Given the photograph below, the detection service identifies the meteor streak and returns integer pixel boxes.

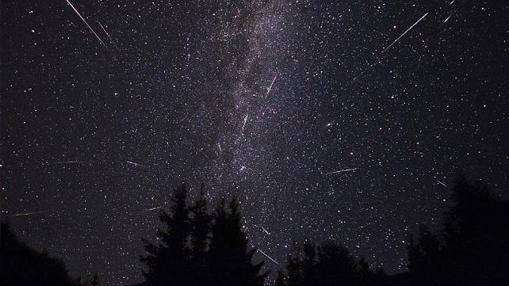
[265,73,278,98]
[127,161,146,168]
[383,12,429,52]
[66,0,106,46]
[326,168,357,175]
[11,211,46,218]
[241,114,249,133]
[96,20,118,48]
[443,14,452,24]
[56,160,87,164]
[437,180,448,188]
[144,206,163,212]
[260,225,271,235]
[257,249,280,265]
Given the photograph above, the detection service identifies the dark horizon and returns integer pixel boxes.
[2,176,509,286]
[2,0,508,285]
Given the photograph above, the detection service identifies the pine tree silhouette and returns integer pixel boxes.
[278,240,385,286]
[316,241,357,286]
[407,224,442,285]
[407,176,509,286]
[140,184,191,286]
[0,220,78,286]
[208,199,267,286]
[188,185,212,285]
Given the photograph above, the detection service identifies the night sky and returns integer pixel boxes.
[1,0,508,285]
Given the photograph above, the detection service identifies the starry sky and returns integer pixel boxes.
[1,0,508,285]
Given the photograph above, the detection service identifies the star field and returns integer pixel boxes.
[2,1,508,285]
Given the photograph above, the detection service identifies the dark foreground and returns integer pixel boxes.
[1,177,508,286]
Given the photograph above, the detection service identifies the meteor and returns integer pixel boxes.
[326,168,357,175]
[97,20,119,49]
[383,12,429,52]
[265,73,278,98]
[257,249,280,265]
[127,161,146,168]
[437,180,448,188]
[55,160,87,164]
[241,114,249,133]
[11,211,46,218]
[260,225,271,235]
[442,14,452,24]
[66,0,106,46]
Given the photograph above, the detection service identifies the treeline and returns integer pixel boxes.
[139,186,266,286]
[1,177,508,286]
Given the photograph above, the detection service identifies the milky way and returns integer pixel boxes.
[2,1,508,285]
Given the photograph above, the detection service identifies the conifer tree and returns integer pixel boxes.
[140,184,191,286]
[189,185,212,284]
[407,176,509,285]
[208,199,267,286]
[0,220,77,286]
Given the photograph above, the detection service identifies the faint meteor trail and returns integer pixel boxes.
[217,142,223,153]
[437,180,448,188]
[144,206,163,212]
[326,168,357,175]
[11,211,46,218]
[241,114,249,134]
[66,0,106,46]
[96,20,118,48]
[127,161,146,168]
[260,225,271,235]
[383,12,429,52]
[56,160,88,165]
[265,73,278,98]
[257,249,280,265]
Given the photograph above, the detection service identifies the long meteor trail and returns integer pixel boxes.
[55,160,88,164]
[66,0,106,46]
[326,168,357,175]
[383,12,429,52]
[257,249,280,265]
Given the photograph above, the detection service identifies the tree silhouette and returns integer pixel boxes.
[0,220,78,286]
[277,240,385,286]
[140,186,267,286]
[208,199,268,286]
[140,184,192,286]
[407,224,443,284]
[188,186,212,285]
[407,176,509,286]
[6,177,508,286]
